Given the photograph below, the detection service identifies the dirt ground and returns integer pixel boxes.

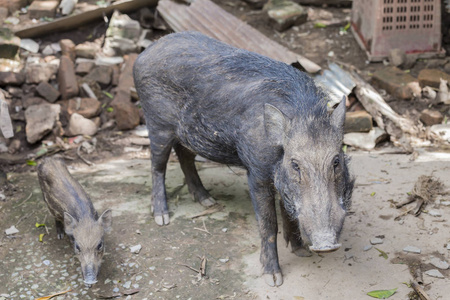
[1,148,450,300]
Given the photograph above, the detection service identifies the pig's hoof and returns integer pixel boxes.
[293,247,312,257]
[57,233,64,240]
[200,197,216,207]
[263,272,283,287]
[155,214,170,226]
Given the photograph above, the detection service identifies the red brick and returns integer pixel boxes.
[344,111,373,133]
[28,0,59,19]
[372,66,418,100]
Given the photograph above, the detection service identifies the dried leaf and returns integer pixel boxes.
[367,288,397,299]
[35,223,45,228]
[35,289,71,300]
[375,248,388,259]
[39,233,45,242]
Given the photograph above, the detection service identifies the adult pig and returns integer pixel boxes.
[37,157,112,287]
[134,32,354,286]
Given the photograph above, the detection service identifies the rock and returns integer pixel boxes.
[84,66,112,88]
[117,53,137,93]
[0,29,20,59]
[22,96,46,109]
[123,281,132,289]
[403,245,421,254]
[67,98,101,118]
[36,82,60,103]
[133,124,148,137]
[264,0,307,32]
[427,209,442,217]
[420,109,443,126]
[422,86,437,100]
[388,48,406,67]
[103,11,141,56]
[58,0,77,15]
[363,245,372,251]
[19,39,39,53]
[25,103,60,144]
[75,42,100,59]
[418,69,450,89]
[242,0,266,9]
[60,39,76,61]
[344,111,372,133]
[26,60,59,84]
[430,124,450,142]
[130,244,142,254]
[7,139,20,154]
[5,225,19,235]
[67,113,97,136]
[75,61,94,76]
[343,127,388,150]
[58,56,79,99]
[111,91,140,130]
[95,56,124,66]
[370,238,383,245]
[424,269,444,278]
[372,66,418,100]
[430,257,449,270]
[28,0,59,19]
[0,71,24,86]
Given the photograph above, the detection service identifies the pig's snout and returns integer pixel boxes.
[308,231,341,253]
[82,266,98,287]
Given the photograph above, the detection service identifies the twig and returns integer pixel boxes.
[16,192,33,207]
[177,263,200,274]
[194,219,211,235]
[394,207,415,221]
[191,204,223,219]
[77,145,94,166]
[395,196,416,208]
[199,255,207,277]
[410,281,432,300]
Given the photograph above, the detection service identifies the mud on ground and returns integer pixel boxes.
[1,150,450,299]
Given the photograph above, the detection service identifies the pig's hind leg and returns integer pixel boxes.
[174,143,216,207]
[149,131,174,226]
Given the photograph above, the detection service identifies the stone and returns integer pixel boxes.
[0,71,24,86]
[95,56,124,66]
[67,113,98,136]
[84,66,112,88]
[111,91,140,130]
[372,66,418,100]
[428,209,442,217]
[103,10,141,56]
[370,238,383,245]
[7,139,20,154]
[36,82,60,103]
[75,61,95,76]
[117,53,137,93]
[430,257,449,270]
[25,103,60,144]
[420,109,443,126]
[130,244,142,254]
[103,37,139,57]
[418,69,450,89]
[422,86,437,100]
[133,124,148,137]
[22,96,46,109]
[388,48,406,67]
[67,98,101,118]
[75,42,100,59]
[60,39,76,61]
[343,127,388,150]
[58,56,79,99]
[28,0,59,19]
[344,111,372,133]
[59,0,77,15]
[264,0,307,32]
[430,124,450,142]
[403,246,421,254]
[123,281,132,289]
[5,225,19,235]
[111,65,120,86]
[0,29,20,59]
[26,62,58,84]
[363,245,372,251]
[20,39,39,53]
[424,269,444,278]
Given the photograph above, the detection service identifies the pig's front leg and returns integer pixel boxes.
[247,172,282,287]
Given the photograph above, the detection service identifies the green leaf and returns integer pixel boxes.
[35,147,48,157]
[314,22,327,28]
[106,107,114,113]
[344,22,351,31]
[16,125,22,133]
[39,233,45,242]
[27,160,37,166]
[103,91,114,99]
[35,223,45,228]
[370,192,376,196]
[342,145,348,153]
[367,288,397,299]
[375,248,388,259]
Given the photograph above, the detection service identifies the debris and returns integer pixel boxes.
[403,246,421,254]
[24,103,60,144]
[5,225,19,235]
[76,144,94,166]
[81,83,97,100]
[19,39,39,53]
[132,124,148,137]
[410,281,433,300]
[35,289,71,300]
[58,56,78,99]
[418,69,450,89]
[75,41,100,59]
[429,257,449,270]
[436,78,450,104]
[430,124,450,142]
[190,204,223,219]
[402,175,444,216]
[343,127,388,150]
[28,0,59,19]
[263,0,308,32]
[67,113,98,136]
[84,66,113,88]
[344,111,373,133]
[372,66,418,100]
[59,0,78,16]
[424,269,444,279]
[422,86,437,101]
[367,288,397,299]
[36,82,60,103]
[370,238,383,245]
[130,244,142,254]
[103,10,142,56]
[68,98,101,118]
[420,109,443,126]
[157,0,321,73]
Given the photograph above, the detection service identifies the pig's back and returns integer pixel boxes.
[37,158,97,222]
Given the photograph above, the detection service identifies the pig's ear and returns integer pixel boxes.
[331,96,346,129]
[98,209,112,233]
[64,212,77,236]
[264,103,287,146]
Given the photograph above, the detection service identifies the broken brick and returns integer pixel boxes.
[372,66,418,100]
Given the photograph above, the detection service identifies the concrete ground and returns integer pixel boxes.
[1,149,450,299]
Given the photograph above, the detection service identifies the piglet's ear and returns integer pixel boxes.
[264,103,287,146]
[330,96,347,129]
[98,209,112,233]
[64,212,77,236]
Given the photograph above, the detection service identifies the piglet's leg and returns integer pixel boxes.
[55,219,65,239]
[247,172,282,287]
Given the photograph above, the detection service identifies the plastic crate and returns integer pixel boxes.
[351,0,443,61]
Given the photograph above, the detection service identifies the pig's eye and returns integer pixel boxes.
[97,241,103,251]
[291,160,300,173]
[333,156,340,168]
[75,243,81,252]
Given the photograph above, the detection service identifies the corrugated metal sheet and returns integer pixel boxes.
[157,0,321,73]
[314,63,356,105]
